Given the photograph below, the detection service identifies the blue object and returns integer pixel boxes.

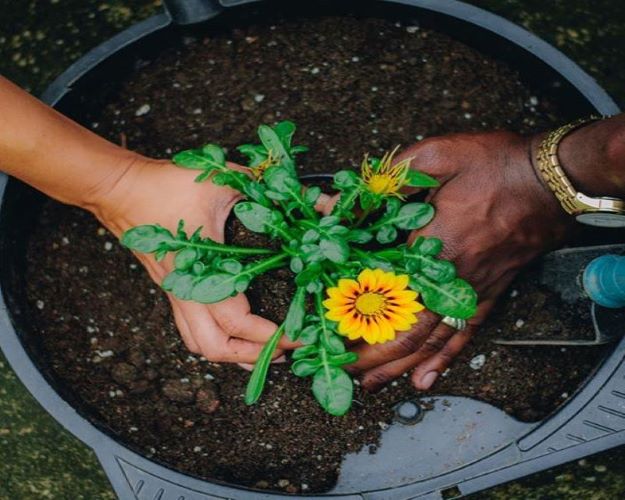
[583,254,625,308]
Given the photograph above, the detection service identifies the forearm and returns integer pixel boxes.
[0,76,145,212]
[531,113,625,198]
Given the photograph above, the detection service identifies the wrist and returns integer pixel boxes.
[554,118,625,197]
[84,155,168,236]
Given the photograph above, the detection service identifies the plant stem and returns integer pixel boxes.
[354,207,372,228]
[372,248,403,260]
[247,252,290,276]
[176,240,276,255]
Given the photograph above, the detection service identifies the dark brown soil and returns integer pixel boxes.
[18,13,610,494]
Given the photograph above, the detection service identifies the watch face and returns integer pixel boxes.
[576,212,625,228]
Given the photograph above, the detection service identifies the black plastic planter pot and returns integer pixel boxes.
[1,0,624,498]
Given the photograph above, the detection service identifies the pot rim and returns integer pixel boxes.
[2,1,623,498]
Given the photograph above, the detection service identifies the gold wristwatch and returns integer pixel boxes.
[535,116,625,228]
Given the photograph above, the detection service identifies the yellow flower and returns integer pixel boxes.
[251,149,277,179]
[361,146,412,198]
[323,269,424,345]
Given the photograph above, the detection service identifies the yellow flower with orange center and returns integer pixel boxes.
[323,269,424,345]
[361,146,412,198]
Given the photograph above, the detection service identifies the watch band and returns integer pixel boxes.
[535,116,601,215]
[535,116,625,217]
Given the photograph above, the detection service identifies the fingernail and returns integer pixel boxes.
[420,371,439,389]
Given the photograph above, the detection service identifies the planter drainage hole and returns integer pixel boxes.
[393,399,424,425]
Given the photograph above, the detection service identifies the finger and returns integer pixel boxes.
[315,192,339,215]
[348,311,440,373]
[168,297,201,354]
[208,294,299,349]
[238,354,287,371]
[359,323,457,391]
[175,299,283,363]
[411,325,477,390]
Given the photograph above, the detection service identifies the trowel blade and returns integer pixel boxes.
[539,243,625,303]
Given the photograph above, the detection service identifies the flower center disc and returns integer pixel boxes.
[355,292,387,315]
[368,174,395,194]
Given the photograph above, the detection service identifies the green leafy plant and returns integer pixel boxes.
[121,121,477,416]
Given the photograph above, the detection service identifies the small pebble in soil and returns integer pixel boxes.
[515,319,525,328]
[196,387,220,414]
[278,479,290,488]
[36,300,44,310]
[104,241,113,251]
[111,362,138,386]
[162,379,196,404]
[254,94,265,103]
[469,354,486,370]
[595,464,607,473]
[97,227,106,236]
[134,104,151,116]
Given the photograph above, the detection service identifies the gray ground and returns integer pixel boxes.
[0,1,624,498]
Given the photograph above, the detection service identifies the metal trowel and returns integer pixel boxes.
[494,243,625,346]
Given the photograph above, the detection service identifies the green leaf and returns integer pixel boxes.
[243,181,270,205]
[174,248,198,271]
[295,263,322,286]
[162,270,182,291]
[299,324,320,345]
[357,253,394,272]
[420,258,456,283]
[292,358,322,377]
[320,238,350,264]
[201,144,226,165]
[237,144,268,167]
[312,365,353,416]
[411,276,477,319]
[412,236,442,256]
[300,244,324,264]
[319,215,340,228]
[191,273,237,303]
[333,170,360,189]
[393,203,435,230]
[406,170,440,188]
[121,225,175,253]
[292,344,319,360]
[258,125,293,170]
[234,275,251,293]
[302,229,320,244]
[304,186,322,205]
[347,229,373,244]
[328,225,350,237]
[218,259,243,275]
[245,325,284,405]
[172,273,195,300]
[273,120,296,148]
[376,225,398,244]
[328,352,358,367]
[173,144,226,170]
[306,280,324,294]
[290,256,304,273]
[233,202,274,233]
[263,166,302,198]
[285,287,307,341]
[320,332,346,354]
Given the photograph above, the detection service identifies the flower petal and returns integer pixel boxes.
[358,268,377,291]
[338,278,360,298]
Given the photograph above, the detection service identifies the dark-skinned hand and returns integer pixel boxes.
[333,131,575,391]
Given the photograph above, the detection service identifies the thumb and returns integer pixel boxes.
[315,192,340,216]
[394,136,461,180]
